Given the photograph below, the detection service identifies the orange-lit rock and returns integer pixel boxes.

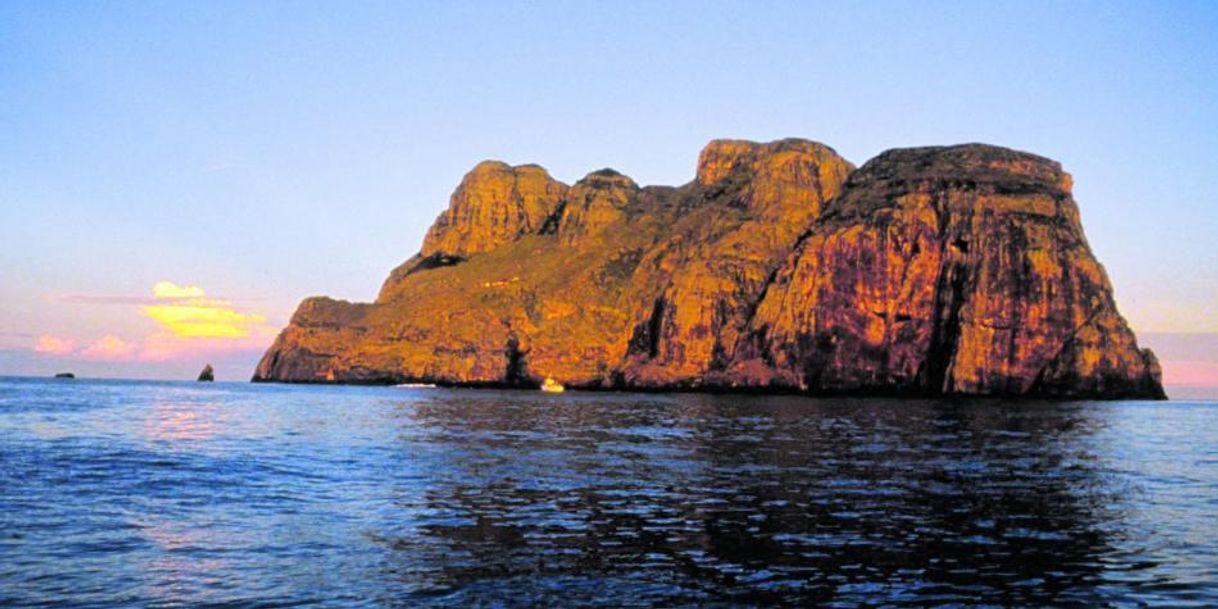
[421,161,567,257]
[622,139,854,386]
[557,169,638,247]
[253,140,1164,399]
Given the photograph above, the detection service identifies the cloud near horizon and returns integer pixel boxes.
[34,282,279,363]
[34,335,76,356]
[80,335,138,360]
[142,282,271,339]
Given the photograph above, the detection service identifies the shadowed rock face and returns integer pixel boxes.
[253,139,1164,399]
[729,145,1163,398]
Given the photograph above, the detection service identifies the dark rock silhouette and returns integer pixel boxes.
[53,372,75,379]
[197,364,215,382]
[253,139,1163,399]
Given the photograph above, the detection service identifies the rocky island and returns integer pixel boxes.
[253,139,1164,399]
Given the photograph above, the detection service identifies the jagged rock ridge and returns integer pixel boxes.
[253,139,1164,399]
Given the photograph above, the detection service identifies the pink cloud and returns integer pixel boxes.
[36,282,284,367]
[34,335,77,356]
[80,335,139,361]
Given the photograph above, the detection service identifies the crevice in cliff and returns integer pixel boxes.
[627,297,667,359]
[504,334,530,387]
[537,200,567,235]
[646,298,665,358]
[731,264,788,365]
[925,263,968,394]
[925,199,971,394]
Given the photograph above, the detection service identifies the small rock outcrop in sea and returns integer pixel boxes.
[252,138,1164,399]
[54,372,75,379]
[197,364,215,382]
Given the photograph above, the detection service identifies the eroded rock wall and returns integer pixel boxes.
[253,139,1163,399]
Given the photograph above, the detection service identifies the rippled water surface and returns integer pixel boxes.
[2,377,1217,607]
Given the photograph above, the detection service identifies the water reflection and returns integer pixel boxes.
[144,400,222,443]
[139,520,233,604]
[357,394,1160,605]
[1,380,1214,607]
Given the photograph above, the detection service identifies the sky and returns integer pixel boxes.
[1,1,1216,392]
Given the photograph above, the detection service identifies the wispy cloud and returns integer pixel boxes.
[59,282,230,306]
[58,294,158,305]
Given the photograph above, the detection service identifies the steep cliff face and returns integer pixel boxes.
[420,161,567,258]
[253,139,1163,399]
[730,145,1164,398]
[621,139,854,386]
[557,170,638,247]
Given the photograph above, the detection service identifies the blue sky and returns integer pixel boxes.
[1,1,1216,386]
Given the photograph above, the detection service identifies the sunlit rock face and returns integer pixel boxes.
[253,139,1164,399]
[557,170,638,248]
[621,139,855,386]
[420,161,567,258]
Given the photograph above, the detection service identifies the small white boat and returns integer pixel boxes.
[394,383,437,389]
[540,378,565,393]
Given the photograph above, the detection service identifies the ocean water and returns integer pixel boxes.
[1,377,1216,607]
